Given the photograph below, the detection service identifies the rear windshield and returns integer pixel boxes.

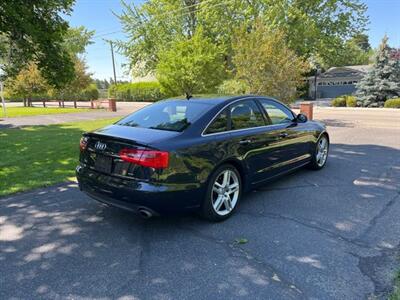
[116,100,211,132]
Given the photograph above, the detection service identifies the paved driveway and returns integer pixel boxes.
[1,110,399,299]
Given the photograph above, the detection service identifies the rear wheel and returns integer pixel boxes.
[201,164,242,222]
[308,134,329,170]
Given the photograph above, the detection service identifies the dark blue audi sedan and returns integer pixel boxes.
[76,95,329,221]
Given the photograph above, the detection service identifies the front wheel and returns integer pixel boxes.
[308,134,329,170]
[201,164,242,222]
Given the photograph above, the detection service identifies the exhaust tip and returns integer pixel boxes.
[138,208,153,219]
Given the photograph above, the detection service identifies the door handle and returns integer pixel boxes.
[279,133,288,138]
[239,139,252,145]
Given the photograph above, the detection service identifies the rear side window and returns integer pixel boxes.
[205,110,228,134]
[117,100,211,132]
[230,100,265,130]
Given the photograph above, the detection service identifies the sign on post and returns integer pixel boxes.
[0,81,7,118]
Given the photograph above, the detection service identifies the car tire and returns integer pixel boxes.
[308,134,329,170]
[200,164,242,222]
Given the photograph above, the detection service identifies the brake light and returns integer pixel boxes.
[80,137,89,152]
[119,148,169,169]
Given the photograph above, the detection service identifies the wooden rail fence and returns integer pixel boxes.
[27,98,117,112]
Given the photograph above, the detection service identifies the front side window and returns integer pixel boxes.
[230,100,265,130]
[117,100,210,132]
[205,110,228,134]
[259,99,294,125]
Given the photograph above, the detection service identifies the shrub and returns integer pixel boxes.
[108,82,165,102]
[384,98,400,108]
[81,84,99,100]
[50,84,99,101]
[331,97,346,107]
[4,91,51,102]
[217,79,248,95]
[345,95,357,107]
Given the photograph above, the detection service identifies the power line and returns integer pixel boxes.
[91,31,123,40]
[66,0,236,80]
[141,0,220,19]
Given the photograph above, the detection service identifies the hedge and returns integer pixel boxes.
[384,98,400,108]
[108,82,165,102]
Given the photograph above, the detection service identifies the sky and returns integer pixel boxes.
[66,0,400,81]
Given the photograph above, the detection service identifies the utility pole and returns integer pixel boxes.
[109,41,117,85]
[314,72,317,100]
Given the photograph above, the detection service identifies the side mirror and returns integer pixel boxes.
[296,113,308,123]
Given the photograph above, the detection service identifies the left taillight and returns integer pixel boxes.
[80,136,89,152]
[119,148,169,169]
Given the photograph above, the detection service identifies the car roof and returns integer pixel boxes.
[164,95,254,105]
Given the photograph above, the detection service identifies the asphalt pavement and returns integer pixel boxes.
[1,109,399,299]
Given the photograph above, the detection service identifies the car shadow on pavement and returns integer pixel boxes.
[0,143,399,299]
[317,119,355,128]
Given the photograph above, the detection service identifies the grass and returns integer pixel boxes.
[1,106,92,118]
[390,270,400,300]
[0,117,119,197]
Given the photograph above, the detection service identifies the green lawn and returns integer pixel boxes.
[0,117,119,197]
[1,106,92,118]
[391,271,400,300]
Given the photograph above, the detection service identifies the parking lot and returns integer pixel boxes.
[1,108,399,299]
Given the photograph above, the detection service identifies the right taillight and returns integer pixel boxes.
[119,148,169,169]
[80,136,89,152]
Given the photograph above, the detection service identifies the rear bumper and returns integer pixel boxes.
[76,165,204,215]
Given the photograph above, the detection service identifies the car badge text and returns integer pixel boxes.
[94,141,107,151]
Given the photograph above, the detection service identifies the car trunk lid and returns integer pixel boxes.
[80,125,178,180]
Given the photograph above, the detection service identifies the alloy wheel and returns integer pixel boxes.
[316,136,328,167]
[211,169,240,216]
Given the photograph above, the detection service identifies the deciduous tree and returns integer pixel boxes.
[351,33,372,52]
[52,57,93,100]
[0,0,76,87]
[323,40,370,67]
[4,26,95,102]
[156,29,225,97]
[232,22,309,103]
[63,26,94,56]
[118,0,368,75]
[6,63,49,106]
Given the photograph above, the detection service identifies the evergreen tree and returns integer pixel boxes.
[356,36,400,107]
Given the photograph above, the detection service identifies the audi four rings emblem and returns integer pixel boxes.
[94,141,107,151]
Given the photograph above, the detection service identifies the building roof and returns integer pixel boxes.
[326,65,372,74]
[308,65,372,80]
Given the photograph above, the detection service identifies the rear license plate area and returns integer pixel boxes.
[94,155,112,173]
